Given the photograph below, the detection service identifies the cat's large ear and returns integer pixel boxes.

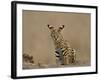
[58,25,65,32]
[47,24,54,29]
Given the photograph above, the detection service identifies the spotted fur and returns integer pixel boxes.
[48,25,76,65]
